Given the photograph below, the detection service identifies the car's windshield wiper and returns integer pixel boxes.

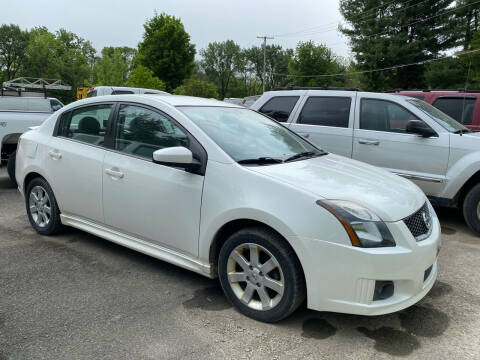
[284,151,326,163]
[237,157,284,165]
[453,129,472,134]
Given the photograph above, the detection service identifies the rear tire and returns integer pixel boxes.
[462,183,480,236]
[25,177,63,235]
[7,151,16,186]
[218,226,306,323]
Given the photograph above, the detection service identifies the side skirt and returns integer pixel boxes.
[60,213,213,278]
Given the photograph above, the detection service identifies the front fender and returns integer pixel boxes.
[441,151,480,199]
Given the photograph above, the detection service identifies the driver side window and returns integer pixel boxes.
[114,104,188,159]
[360,99,420,133]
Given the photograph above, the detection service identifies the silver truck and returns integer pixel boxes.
[251,87,480,235]
[0,96,63,183]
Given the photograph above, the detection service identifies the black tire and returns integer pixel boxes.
[463,184,480,236]
[25,177,63,235]
[218,226,306,323]
[7,151,16,185]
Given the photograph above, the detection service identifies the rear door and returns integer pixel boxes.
[44,103,114,222]
[352,96,449,195]
[289,92,356,157]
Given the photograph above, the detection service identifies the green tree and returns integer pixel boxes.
[200,40,241,99]
[126,65,166,90]
[244,45,294,90]
[455,0,480,50]
[24,27,60,79]
[340,0,457,91]
[0,24,29,83]
[424,57,471,89]
[93,46,136,86]
[173,76,218,98]
[288,41,345,87]
[137,13,195,91]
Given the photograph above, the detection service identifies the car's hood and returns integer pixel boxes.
[248,154,425,222]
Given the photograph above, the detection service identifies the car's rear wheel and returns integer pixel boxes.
[7,151,16,185]
[463,183,480,236]
[25,177,62,235]
[218,227,305,322]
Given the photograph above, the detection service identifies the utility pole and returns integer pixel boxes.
[257,35,274,93]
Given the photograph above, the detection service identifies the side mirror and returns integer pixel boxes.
[152,146,201,173]
[406,120,437,138]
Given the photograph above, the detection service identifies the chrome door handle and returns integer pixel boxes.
[358,140,380,146]
[48,150,62,160]
[105,168,124,179]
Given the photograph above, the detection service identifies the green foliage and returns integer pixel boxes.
[126,65,166,90]
[0,24,29,83]
[288,41,346,87]
[173,76,218,98]
[200,40,241,99]
[137,13,195,91]
[93,47,136,86]
[340,0,458,91]
[424,58,470,89]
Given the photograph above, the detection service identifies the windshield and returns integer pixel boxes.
[179,106,321,163]
[407,98,468,133]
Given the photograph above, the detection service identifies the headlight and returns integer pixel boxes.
[316,200,395,248]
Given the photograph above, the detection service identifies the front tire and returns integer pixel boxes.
[218,227,305,323]
[7,151,16,185]
[463,183,480,236]
[25,177,63,235]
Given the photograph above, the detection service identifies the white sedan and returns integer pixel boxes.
[15,94,441,322]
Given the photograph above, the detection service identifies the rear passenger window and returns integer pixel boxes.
[360,99,419,133]
[114,105,188,159]
[259,96,299,122]
[433,97,476,125]
[57,104,113,146]
[298,97,351,127]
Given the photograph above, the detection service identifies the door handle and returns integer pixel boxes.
[48,150,62,160]
[105,168,124,179]
[300,133,310,138]
[358,140,380,146]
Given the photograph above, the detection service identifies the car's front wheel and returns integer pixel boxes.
[218,227,305,322]
[463,183,480,236]
[25,177,63,235]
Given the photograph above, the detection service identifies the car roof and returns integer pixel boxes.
[138,94,242,107]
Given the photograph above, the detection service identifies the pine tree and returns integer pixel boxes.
[340,0,457,91]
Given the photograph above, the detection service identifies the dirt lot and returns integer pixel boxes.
[0,168,479,359]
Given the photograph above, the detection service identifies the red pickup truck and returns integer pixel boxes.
[388,90,480,130]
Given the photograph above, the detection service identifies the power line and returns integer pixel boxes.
[310,0,480,49]
[271,48,480,78]
[274,0,420,38]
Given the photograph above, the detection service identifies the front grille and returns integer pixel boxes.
[403,202,431,241]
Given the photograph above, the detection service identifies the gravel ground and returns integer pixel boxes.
[0,167,479,359]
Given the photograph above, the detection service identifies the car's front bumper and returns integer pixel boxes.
[289,209,441,316]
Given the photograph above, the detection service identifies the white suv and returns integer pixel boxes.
[252,88,480,235]
[16,94,440,322]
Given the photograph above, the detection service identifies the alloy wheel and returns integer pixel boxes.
[28,185,52,228]
[227,243,284,311]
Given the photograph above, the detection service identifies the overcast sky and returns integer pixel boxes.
[1,0,351,58]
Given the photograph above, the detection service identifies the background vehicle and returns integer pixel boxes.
[241,95,261,108]
[251,87,480,235]
[15,94,439,322]
[388,89,480,130]
[86,86,169,98]
[223,97,244,106]
[0,95,63,183]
